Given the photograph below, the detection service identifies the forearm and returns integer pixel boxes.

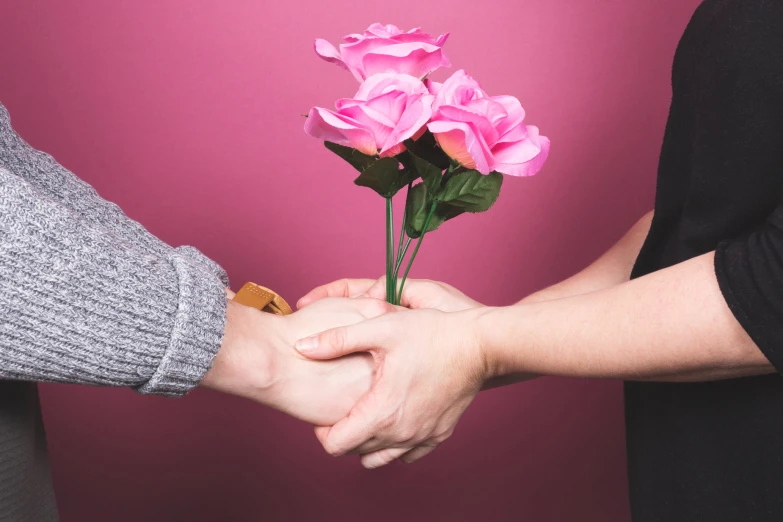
[521,210,653,304]
[478,251,774,383]
[481,210,653,388]
[0,169,226,395]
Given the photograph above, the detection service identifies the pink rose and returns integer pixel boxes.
[315,23,450,82]
[305,73,435,157]
[427,70,550,177]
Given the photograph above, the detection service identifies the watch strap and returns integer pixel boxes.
[232,282,293,316]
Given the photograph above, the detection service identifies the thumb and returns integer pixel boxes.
[294,319,386,360]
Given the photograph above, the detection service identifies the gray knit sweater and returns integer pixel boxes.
[0,102,229,521]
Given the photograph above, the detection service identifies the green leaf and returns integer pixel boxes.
[436,170,503,213]
[353,157,417,198]
[403,184,466,238]
[435,202,466,223]
[325,141,377,173]
[404,183,442,238]
[404,131,451,170]
[400,151,442,195]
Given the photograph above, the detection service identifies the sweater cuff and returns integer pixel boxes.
[174,245,230,288]
[136,254,227,396]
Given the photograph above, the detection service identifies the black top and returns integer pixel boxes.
[627,0,783,520]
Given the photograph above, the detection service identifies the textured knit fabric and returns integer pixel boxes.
[627,1,783,521]
[0,102,229,520]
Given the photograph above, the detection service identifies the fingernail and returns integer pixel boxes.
[295,336,319,354]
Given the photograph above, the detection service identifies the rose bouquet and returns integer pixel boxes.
[305,23,550,304]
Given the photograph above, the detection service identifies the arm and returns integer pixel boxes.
[0,168,225,395]
[294,238,780,466]
[0,167,377,425]
[479,251,772,383]
[298,211,654,389]
[0,103,228,285]
[520,210,652,303]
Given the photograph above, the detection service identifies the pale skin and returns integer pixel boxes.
[296,210,775,468]
[200,293,388,426]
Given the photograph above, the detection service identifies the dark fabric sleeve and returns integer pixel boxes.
[716,206,783,374]
[697,4,783,373]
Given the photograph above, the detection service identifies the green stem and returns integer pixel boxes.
[396,184,411,266]
[392,183,412,297]
[395,236,413,274]
[397,200,438,304]
[386,197,394,303]
[393,236,413,304]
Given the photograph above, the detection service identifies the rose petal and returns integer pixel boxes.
[492,126,550,177]
[314,39,347,70]
[425,79,443,97]
[493,119,529,146]
[362,42,450,79]
[429,120,493,174]
[438,105,500,146]
[492,95,526,140]
[304,107,377,156]
[380,142,407,158]
[365,23,402,38]
[464,98,508,127]
[381,94,434,155]
[433,69,485,111]
[340,37,396,81]
[354,73,428,101]
[365,90,409,123]
[340,106,395,150]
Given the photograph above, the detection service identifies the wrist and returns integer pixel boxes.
[459,306,502,384]
[471,304,543,389]
[201,300,283,404]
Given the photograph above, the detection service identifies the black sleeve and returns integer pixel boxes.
[716,205,783,374]
[708,2,783,373]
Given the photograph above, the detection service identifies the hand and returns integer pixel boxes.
[201,296,397,426]
[298,276,482,312]
[294,303,489,468]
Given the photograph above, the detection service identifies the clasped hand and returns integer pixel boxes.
[202,278,493,469]
[294,278,489,469]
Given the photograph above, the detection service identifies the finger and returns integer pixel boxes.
[348,297,400,320]
[297,279,377,309]
[314,425,330,444]
[363,277,388,300]
[389,278,427,309]
[400,445,437,464]
[360,447,410,469]
[314,398,378,456]
[347,432,403,455]
[294,315,389,360]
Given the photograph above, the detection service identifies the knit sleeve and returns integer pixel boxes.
[0,103,230,287]
[0,167,227,396]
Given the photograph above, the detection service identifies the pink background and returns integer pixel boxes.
[0,1,701,520]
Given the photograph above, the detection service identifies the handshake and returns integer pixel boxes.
[200,277,488,469]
